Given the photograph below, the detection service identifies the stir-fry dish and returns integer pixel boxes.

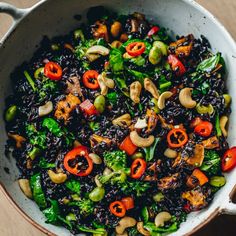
[4,7,236,236]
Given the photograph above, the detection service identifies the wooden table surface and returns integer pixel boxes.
[0,0,236,235]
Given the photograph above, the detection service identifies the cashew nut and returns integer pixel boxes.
[89,153,102,164]
[220,116,228,137]
[157,91,173,110]
[134,118,148,129]
[154,212,172,227]
[144,78,159,99]
[137,222,150,236]
[98,74,108,95]
[112,114,132,127]
[95,175,103,187]
[116,217,137,235]
[130,130,154,148]
[116,232,128,236]
[86,45,110,56]
[103,167,112,176]
[111,40,122,48]
[164,148,178,158]
[179,88,196,109]
[18,179,32,199]
[130,81,142,104]
[38,101,53,117]
[98,73,115,95]
[48,170,67,184]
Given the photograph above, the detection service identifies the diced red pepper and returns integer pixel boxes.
[80,99,98,116]
[168,54,186,76]
[147,26,160,37]
[119,135,137,156]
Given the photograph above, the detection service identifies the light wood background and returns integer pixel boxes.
[0,0,236,235]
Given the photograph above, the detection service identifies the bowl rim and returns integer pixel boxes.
[0,0,235,235]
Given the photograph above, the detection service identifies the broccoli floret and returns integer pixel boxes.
[103,150,127,172]
[119,180,151,197]
[77,199,94,216]
[200,150,221,176]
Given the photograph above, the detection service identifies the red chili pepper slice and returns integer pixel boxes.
[121,197,134,210]
[222,147,236,172]
[82,70,99,89]
[131,158,147,179]
[147,26,160,37]
[167,54,186,76]
[63,146,93,176]
[194,121,213,137]
[126,42,146,57]
[167,128,188,148]
[109,201,126,217]
[80,99,98,116]
[44,62,63,80]
[119,135,137,156]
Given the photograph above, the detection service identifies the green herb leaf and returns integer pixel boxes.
[38,158,56,169]
[42,118,63,137]
[197,53,221,73]
[89,121,100,132]
[106,92,118,105]
[143,138,160,162]
[109,48,124,72]
[43,199,60,224]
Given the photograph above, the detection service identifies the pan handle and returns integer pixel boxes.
[0,2,29,21]
[220,185,236,215]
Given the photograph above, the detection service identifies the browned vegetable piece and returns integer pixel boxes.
[182,187,208,210]
[92,20,109,42]
[158,115,174,130]
[172,153,187,168]
[120,33,129,42]
[169,34,194,57]
[8,133,26,148]
[54,93,81,123]
[144,162,158,181]
[111,21,122,38]
[187,144,205,167]
[146,109,158,134]
[157,173,180,190]
[90,134,112,148]
[66,76,83,98]
[202,136,220,149]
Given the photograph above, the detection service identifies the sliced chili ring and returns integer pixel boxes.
[63,146,93,176]
[167,128,188,148]
[82,70,99,89]
[44,62,63,80]
[222,147,236,172]
[126,42,146,57]
[194,121,213,137]
[109,201,126,217]
[131,158,147,179]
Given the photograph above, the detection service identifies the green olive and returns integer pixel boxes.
[150,98,160,114]
[210,176,226,187]
[149,46,162,65]
[196,103,214,115]
[153,192,164,202]
[89,187,105,202]
[34,67,45,80]
[51,44,60,51]
[5,105,17,122]
[131,152,143,160]
[94,95,106,113]
[153,41,168,56]
[223,94,231,108]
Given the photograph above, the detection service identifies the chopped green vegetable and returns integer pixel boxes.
[65,179,81,195]
[77,226,107,234]
[24,70,36,92]
[30,173,47,209]
[28,147,41,160]
[89,121,100,131]
[141,206,149,223]
[114,75,129,97]
[99,171,127,185]
[74,29,85,42]
[43,199,60,224]
[215,113,222,137]
[144,222,178,235]
[129,56,146,66]
[38,158,56,169]
[5,105,17,122]
[106,92,118,105]
[42,118,63,137]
